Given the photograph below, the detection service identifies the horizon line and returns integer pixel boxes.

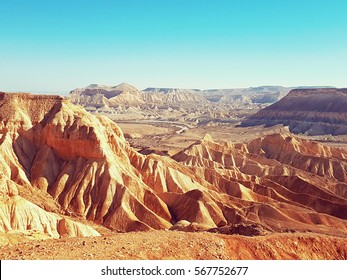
[1,84,341,95]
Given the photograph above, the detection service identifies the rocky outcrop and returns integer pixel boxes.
[208,223,270,236]
[240,88,347,135]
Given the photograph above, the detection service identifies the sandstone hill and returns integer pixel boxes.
[172,132,347,236]
[241,88,347,135]
[1,91,347,248]
[69,83,144,108]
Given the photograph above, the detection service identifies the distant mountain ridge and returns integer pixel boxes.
[69,84,346,129]
[69,83,293,107]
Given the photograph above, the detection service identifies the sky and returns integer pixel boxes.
[0,0,346,93]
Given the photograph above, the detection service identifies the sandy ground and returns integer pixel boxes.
[117,123,172,136]
[117,122,347,155]
[1,230,346,260]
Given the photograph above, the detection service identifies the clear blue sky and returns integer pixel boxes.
[1,0,346,93]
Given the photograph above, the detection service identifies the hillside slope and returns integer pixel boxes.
[241,88,347,135]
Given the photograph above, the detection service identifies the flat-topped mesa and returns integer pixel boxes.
[269,88,347,112]
[241,88,347,135]
[0,91,62,99]
[0,92,64,103]
[287,88,347,97]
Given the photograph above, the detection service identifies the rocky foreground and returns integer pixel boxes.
[1,231,346,260]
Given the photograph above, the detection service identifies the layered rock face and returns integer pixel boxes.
[69,83,211,108]
[241,88,347,135]
[1,92,347,241]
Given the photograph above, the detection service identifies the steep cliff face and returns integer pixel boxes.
[240,88,347,135]
[1,92,347,240]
